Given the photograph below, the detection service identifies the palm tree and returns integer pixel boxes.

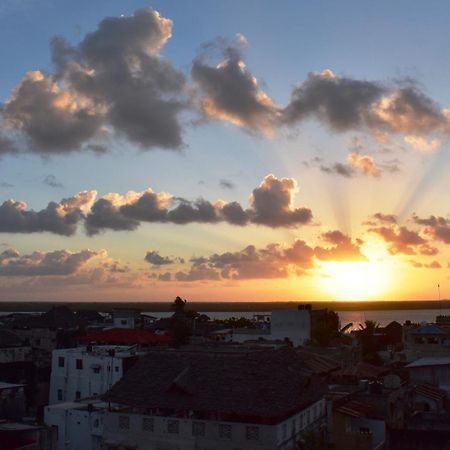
[357,320,381,364]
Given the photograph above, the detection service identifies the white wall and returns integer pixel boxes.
[44,402,104,450]
[271,310,311,347]
[49,347,126,405]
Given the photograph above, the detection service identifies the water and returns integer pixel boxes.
[2,308,449,328]
[144,309,450,328]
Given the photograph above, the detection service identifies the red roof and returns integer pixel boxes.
[78,328,173,345]
[0,434,36,450]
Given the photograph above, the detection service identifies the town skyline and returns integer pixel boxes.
[1,0,450,302]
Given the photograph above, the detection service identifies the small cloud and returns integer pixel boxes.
[43,174,64,188]
[404,135,442,153]
[0,181,14,188]
[219,179,235,189]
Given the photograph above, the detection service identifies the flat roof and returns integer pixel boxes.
[406,356,450,368]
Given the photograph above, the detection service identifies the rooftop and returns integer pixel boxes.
[78,328,173,345]
[406,356,450,368]
[103,347,326,423]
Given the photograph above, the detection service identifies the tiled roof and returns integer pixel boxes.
[335,362,389,379]
[414,383,448,401]
[406,357,450,368]
[102,347,327,422]
[336,399,372,418]
[78,328,174,345]
[295,348,341,375]
[0,329,25,348]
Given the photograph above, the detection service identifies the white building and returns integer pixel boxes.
[44,399,107,450]
[112,309,141,329]
[49,345,141,405]
[271,308,311,346]
[101,348,327,450]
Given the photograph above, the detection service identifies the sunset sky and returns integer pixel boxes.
[1,0,450,302]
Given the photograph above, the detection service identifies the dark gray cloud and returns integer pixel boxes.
[0,248,102,276]
[320,162,355,178]
[2,8,186,154]
[412,214,450,244]
[368,225,427,255]
[248,174,312,227]
[192,43,278,134]
[43,174,63,188]
[282,70,449,137]
[0,181,14,188]
[145,250,183,266]
[363,212,398,226]
[0,191,95,236]
[84,174,312,234]
[219,179,235,189]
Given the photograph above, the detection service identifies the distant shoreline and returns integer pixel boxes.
[1,300,450,313]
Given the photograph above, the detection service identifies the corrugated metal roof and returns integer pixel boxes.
[336,400,372,418]
[78,328,173,345]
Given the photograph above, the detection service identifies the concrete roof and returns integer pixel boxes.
[406,356,450,368]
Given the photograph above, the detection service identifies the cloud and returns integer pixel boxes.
[320,162,355,178]
[43,174,63,188]
[84,174,312,234]
[192,42,279,135]
[347,152,380,177]
[363,212,398,226]
[412,214,450,244]
[0,191,96,236]
[248,174,312,227]
[0,248,103,276]
[219,179,235,189]
[0,181,14,188]
[145,250,183,266]
[409,259,442,269]
[314,230,367,261]
[2,8,186,154]
[160,231,365,282]
[282,70,449,138]
[368,225,427,255]
[319,153,397,179]
[175,240,315,281]
[404,135,442,153]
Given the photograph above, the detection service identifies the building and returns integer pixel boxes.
[271,307,311,346]
[100,347,327,450]
[77,328,174,347]
[332,399,385,450]
[112,309,141,329]
[406,356,450,390]
[0,382,26,420]
[0,421,54,450]
[0,329,33,383]
[48,345,141,405]
[403,323,450,362]
[44,399,108,450]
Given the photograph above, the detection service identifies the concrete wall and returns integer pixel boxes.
[0,346,32,363]
[410,365,450,387]
[49,348,125,405]
[271,310,311,347]
[45,403,104,450]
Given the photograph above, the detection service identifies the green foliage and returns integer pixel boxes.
[311,309,340,346]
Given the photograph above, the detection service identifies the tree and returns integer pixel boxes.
[171,296,187,314]
[357,320,382,364]
[169,296,197,345]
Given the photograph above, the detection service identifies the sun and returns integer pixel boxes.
[319,260,393,301]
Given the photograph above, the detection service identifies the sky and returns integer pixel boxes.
[1,0,450,302]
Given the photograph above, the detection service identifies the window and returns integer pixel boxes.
[58,356,65,367]
[76,359,83,370]
[57,389,63,401]
[282,423,287,439]
[218,424,232,439]
[167,420,179,434]
[192,421,205,436]
[118,415,130,430]
[93,419,99,428]
[142,418,154,432]
[121,319,127,325]
[115,366,120,372]
[92,366,101,374]
[246,426,259,440]
[75,391,81,400]
[298,414,304,430]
